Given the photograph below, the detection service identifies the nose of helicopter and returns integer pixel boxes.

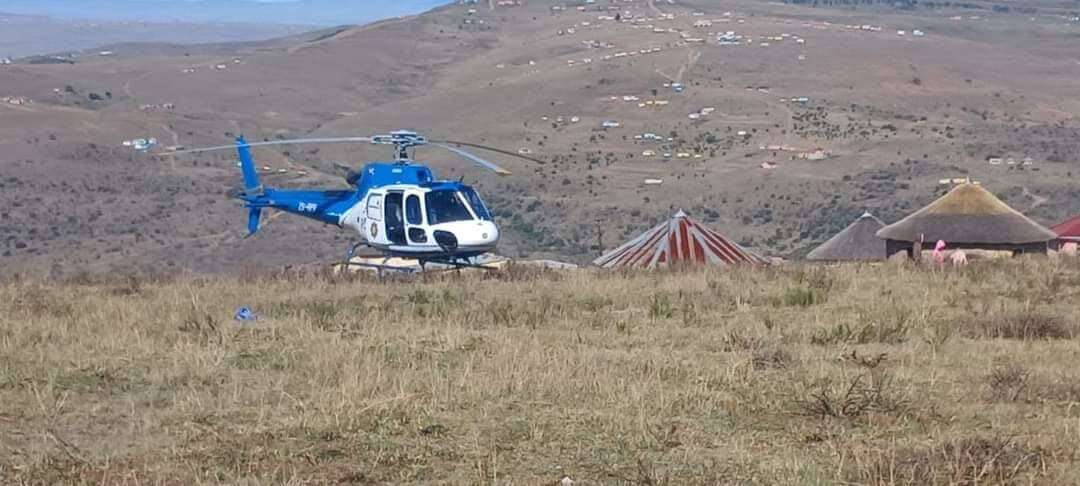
[441,220,499,249]
[462,220,499,248]
[429,220,500,254]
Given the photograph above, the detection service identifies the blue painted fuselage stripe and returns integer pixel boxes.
[244,188,361,226]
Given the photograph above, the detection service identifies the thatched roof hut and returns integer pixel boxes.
[876,183,1055,257]
[806,212,886,261]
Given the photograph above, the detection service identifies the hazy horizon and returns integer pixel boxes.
[0,0,451,26]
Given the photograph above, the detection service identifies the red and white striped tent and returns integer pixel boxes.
[594,210,768,268]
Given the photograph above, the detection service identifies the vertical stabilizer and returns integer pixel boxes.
[236,136,263,195]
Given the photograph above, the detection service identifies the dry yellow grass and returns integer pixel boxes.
[3,260,1080,484]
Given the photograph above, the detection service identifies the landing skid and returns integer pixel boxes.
[340,241,501,275]
[420,257,502,272]
[342,260,420,274]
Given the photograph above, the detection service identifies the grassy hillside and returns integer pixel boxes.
[4,260,1080,483]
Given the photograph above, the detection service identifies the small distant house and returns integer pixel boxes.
[800,148,827,160]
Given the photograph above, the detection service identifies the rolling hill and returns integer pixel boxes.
[1,0,1079,277]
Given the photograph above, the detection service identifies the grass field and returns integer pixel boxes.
[3,259,1080,484]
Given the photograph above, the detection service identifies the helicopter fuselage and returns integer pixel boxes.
[239,162,499,260]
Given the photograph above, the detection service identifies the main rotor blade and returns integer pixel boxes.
[167,137,373,155]
[431,142,512,176]
[432,139,546,165]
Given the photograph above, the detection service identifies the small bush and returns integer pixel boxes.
[721,330,764,351]
[752,347,792,370]
[649,294,675,320]
[780,286,826,307]
[988,365,1029,402]
[965,311,1073,340]
[811,319,909,346]
[795,372,907,420]
[843,436,1046,484]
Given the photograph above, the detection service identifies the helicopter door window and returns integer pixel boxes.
[405,194,428,243]
[405,195,423,225]
[384,192,406,245]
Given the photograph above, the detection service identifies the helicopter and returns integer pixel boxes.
[167,130,543,271]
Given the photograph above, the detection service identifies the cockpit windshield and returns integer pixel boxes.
[425,190,474,224]
[460,186,492,221]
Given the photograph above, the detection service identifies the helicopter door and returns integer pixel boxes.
[384,192,407,245]
[404,192,428,244]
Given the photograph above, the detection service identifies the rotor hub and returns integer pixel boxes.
[371,130,427,162]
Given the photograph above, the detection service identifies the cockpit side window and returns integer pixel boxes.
[425,190,474,225]
[460,186,492,221]
[366,194,383,221]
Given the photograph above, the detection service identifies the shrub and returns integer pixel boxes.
[780,286,825,307]
[964,311,1073,340]
[987,365,1029,402]
[752,347,792,370]
[843,436,1046,484]
[795,372,907,420]
[811,319,909,346]
[649,294,674,320]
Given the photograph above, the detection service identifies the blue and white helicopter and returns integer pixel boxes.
[168,130,542,271]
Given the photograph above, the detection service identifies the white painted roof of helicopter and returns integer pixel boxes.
[369,183,446,192]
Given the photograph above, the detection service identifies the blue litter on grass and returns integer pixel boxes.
[234,307,258,322]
